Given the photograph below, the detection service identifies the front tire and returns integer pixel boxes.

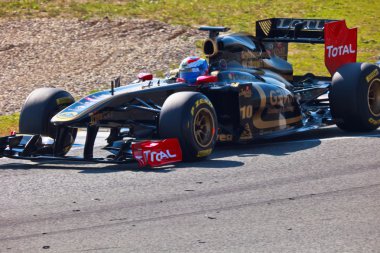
[159,92,218,161]
[19,88,77,155]
[330,63,380,132]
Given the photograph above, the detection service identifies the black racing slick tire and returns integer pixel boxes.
[19,88,77,155]
[159,92,218,162]
[330,62,380,132]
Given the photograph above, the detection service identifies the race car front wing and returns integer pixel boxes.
[0,133,182,168]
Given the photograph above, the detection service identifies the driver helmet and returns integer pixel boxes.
[179,57,208,83]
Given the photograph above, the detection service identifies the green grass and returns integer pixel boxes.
[0,0,379,132]
[0,0,378,75]
[0,113,19,136]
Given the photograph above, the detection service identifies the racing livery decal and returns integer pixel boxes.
[366,69,379,83]
[132,138,182,167]
[275,19,327,30]
[56,97,74,105]
[368,117,380,126]
[324,20,357,75]
[197,148,212,158]
[238,83,302,141]
[251,84,302,130]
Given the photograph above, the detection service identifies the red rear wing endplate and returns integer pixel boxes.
[324,20,357,75]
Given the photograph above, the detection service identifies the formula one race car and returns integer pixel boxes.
[1,18,380,167]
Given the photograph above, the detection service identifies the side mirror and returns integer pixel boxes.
[196,75,218,85]
[137,73,153,81]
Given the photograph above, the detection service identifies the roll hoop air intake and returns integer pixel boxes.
[199,26,230,57]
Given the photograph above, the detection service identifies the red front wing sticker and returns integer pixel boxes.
[132,138,182,167]
[324,20,357,75]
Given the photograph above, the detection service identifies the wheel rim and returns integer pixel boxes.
[368,79,380,116]
[193,108,215,148]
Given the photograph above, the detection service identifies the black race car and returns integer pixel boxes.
[1,18,380,167]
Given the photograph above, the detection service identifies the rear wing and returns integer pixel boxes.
[256,18,337,44]
[256,18,358,75]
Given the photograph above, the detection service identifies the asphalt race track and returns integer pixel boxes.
[1,127,379,252]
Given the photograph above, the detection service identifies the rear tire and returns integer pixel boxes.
[19,88,77,155]
[159,92,218,161]
[330,63,380,132]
